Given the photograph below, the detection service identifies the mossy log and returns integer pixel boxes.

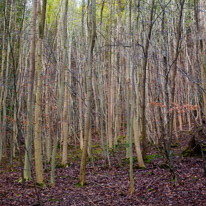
[182,125,206,157]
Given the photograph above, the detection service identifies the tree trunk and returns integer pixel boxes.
[170,0,185,138]
[140,0,155,159]
[79,0,96,186]
[61,0,69,167]
[34,0,47,184]
[24,0,37,180]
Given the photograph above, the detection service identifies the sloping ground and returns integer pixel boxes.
[1,157,206,205]
[0,133,206,205]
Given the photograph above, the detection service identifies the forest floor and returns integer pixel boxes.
[0,128,206,205]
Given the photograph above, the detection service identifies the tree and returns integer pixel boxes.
[61,0,69,167]
[34,0,47,184]
[161,0,175,177]
[140,0,156,159]
[170,0,185,140]
[195,0,206,120]
[133,0,145,168]
[0,0,13,163]
[79,0,96,186]
[24,0,38,181]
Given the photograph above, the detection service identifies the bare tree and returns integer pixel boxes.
[79,0,96,186]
